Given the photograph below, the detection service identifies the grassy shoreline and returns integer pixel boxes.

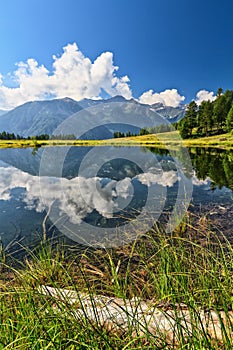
[1,213,233,348]
[0,131,233,149]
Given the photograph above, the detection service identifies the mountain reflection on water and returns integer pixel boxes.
[0,146,232,251]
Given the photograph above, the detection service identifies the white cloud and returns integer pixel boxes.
[195,90,216,106]
[0,165,135,223]
[192,172,210,186]
[3,168,113,221]
[137,170,178,187]
[0,163,180,226]
[0,43,219,112]
[139,88,185,107]
[0,43,132,110]
[115,178,132,199]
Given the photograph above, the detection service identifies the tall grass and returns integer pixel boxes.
[1,217,233,349]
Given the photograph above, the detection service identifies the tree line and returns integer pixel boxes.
[113,131,138,138]
[0,131,50,140]
[0,131,22,140]
[177,88,233,138]
[0,132,77,140]
[113,124,174,138]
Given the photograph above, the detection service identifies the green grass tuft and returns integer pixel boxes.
[1,217,233,348]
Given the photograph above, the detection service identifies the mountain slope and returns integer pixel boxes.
[0,96,186,137]
[0,110,7,117]
[0,98,82,137]
[153,105,186,123]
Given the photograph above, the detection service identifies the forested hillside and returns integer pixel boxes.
[178,88,233,138]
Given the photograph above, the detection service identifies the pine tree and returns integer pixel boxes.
[179,100,197,137]
[198,100,213,135]
[226,105,233,132]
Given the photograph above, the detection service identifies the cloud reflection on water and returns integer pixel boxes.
[0,164,179,225]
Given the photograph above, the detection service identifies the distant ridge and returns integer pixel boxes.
[0,98,82,137]
[0,96,185,137]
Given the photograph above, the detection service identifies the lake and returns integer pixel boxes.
[0,146,232,253]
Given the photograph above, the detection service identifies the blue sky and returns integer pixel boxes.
[0,0,232,109]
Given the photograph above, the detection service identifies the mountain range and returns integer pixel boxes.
[0,96,186,137]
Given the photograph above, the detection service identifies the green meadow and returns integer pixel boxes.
[0,131,233,149]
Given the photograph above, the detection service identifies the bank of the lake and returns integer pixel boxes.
[0,131,233,149]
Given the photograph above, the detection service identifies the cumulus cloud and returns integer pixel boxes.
[0,43,132,110]
[195,90,216,106]
[137,170,178,187]
[139,88,185,107]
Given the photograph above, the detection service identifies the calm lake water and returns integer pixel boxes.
[0,146,232,252]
